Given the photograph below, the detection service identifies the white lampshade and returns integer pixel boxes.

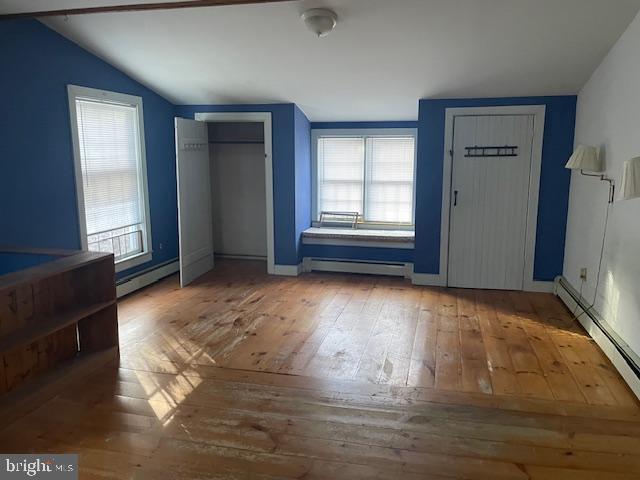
[621,157,640,200]
[565,145,604,172]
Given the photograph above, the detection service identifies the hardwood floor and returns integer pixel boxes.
[117,259,634,406]
[1,258,639,479]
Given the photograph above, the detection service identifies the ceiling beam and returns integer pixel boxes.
[0,0,293,20]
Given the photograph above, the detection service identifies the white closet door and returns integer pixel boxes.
[448,115,534,290]
[175,118,213,287]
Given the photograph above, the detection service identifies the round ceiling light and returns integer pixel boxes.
[301,8,338,37]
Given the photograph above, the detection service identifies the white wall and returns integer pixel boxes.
[564,10,640,356]
[209,123,267,258]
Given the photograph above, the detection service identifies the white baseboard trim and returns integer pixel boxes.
[555,276,640,400]
[523,280,555,293]
[303,258,412,278]
[273,264,302,276]
[411,272,446,287]
[116,260,179,298]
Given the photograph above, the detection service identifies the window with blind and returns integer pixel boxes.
[315,131,416,226]
[68,85,152,271]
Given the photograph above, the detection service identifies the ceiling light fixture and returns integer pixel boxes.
[301,8,338,37]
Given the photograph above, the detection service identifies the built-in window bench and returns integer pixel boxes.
[302,227,415,249]
[301,227,415,278]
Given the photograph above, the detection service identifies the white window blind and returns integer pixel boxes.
[316,134,415,225]
[317,137,364,215]
[74,97,146,262]
[365,137,415,223]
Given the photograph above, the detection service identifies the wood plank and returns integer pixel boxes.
[30,389,640,456]
[476,291,521,395]
[3,260,636,479]
[352,284,403,384]
[551,331,623,406]
[378,285,420,385]
[458,288,493,394]
[7,370,640,477]
[407,288,438,388]
[302,278,382,380]
[510,291,586,403]
[492,291,554,399]
[276,275,351,374]
[434,289,461,391]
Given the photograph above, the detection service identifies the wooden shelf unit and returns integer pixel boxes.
[0,248,119,395]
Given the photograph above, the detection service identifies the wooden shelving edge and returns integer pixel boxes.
[0,300,117,354]
[0,347,118,430]
[0,250,114,289]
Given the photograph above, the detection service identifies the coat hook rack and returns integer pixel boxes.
[464,145,518,158]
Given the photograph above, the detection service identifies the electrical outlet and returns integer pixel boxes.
[580,268,587,281]
[159,243,163,250]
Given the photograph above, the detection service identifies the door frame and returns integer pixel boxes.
[440,105,546,292]
[194,112,275,275]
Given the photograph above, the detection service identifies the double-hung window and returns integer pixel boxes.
[313,129,417,227]
[68,85,152,272]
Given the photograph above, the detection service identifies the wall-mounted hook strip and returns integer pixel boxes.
[464,145,518,158]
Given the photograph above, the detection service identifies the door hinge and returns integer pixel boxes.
[449,149,454,157]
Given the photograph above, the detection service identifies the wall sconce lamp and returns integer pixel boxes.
[565,145,615,203]
[620,156,640,200]
[564,148,638,320]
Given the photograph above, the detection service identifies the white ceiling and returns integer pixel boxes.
[3,0,640,120]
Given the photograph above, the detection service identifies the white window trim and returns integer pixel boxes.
[311,128,418,230]
[67,85,153,273]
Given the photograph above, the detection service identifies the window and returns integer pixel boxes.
[314,129,416,226]
[68,85,152,272]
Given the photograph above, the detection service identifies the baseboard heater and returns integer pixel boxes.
[302,257,413,278]
[215,253,267,261]
[555,276,640,395]
[116,258,179,298]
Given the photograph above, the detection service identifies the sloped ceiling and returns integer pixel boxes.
[3,0,640,120]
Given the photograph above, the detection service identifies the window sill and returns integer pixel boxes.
[311,221,414,231]
[114,251,152,273]
[302,227,414,249]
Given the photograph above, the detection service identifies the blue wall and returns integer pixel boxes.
[414,96,576,280]
[294,106,311,262]
[0,16,311,271]
[0,252,59,276]
[0,20,179,279]
[0,20,577,281]
[175,103,307,266]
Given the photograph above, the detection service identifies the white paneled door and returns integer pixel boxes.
[448,115,535,290]
[175,118,214,287]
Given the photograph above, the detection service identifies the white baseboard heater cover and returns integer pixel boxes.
[555,276,640,400]
[303,258,413,278]
[116,259,179,298]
